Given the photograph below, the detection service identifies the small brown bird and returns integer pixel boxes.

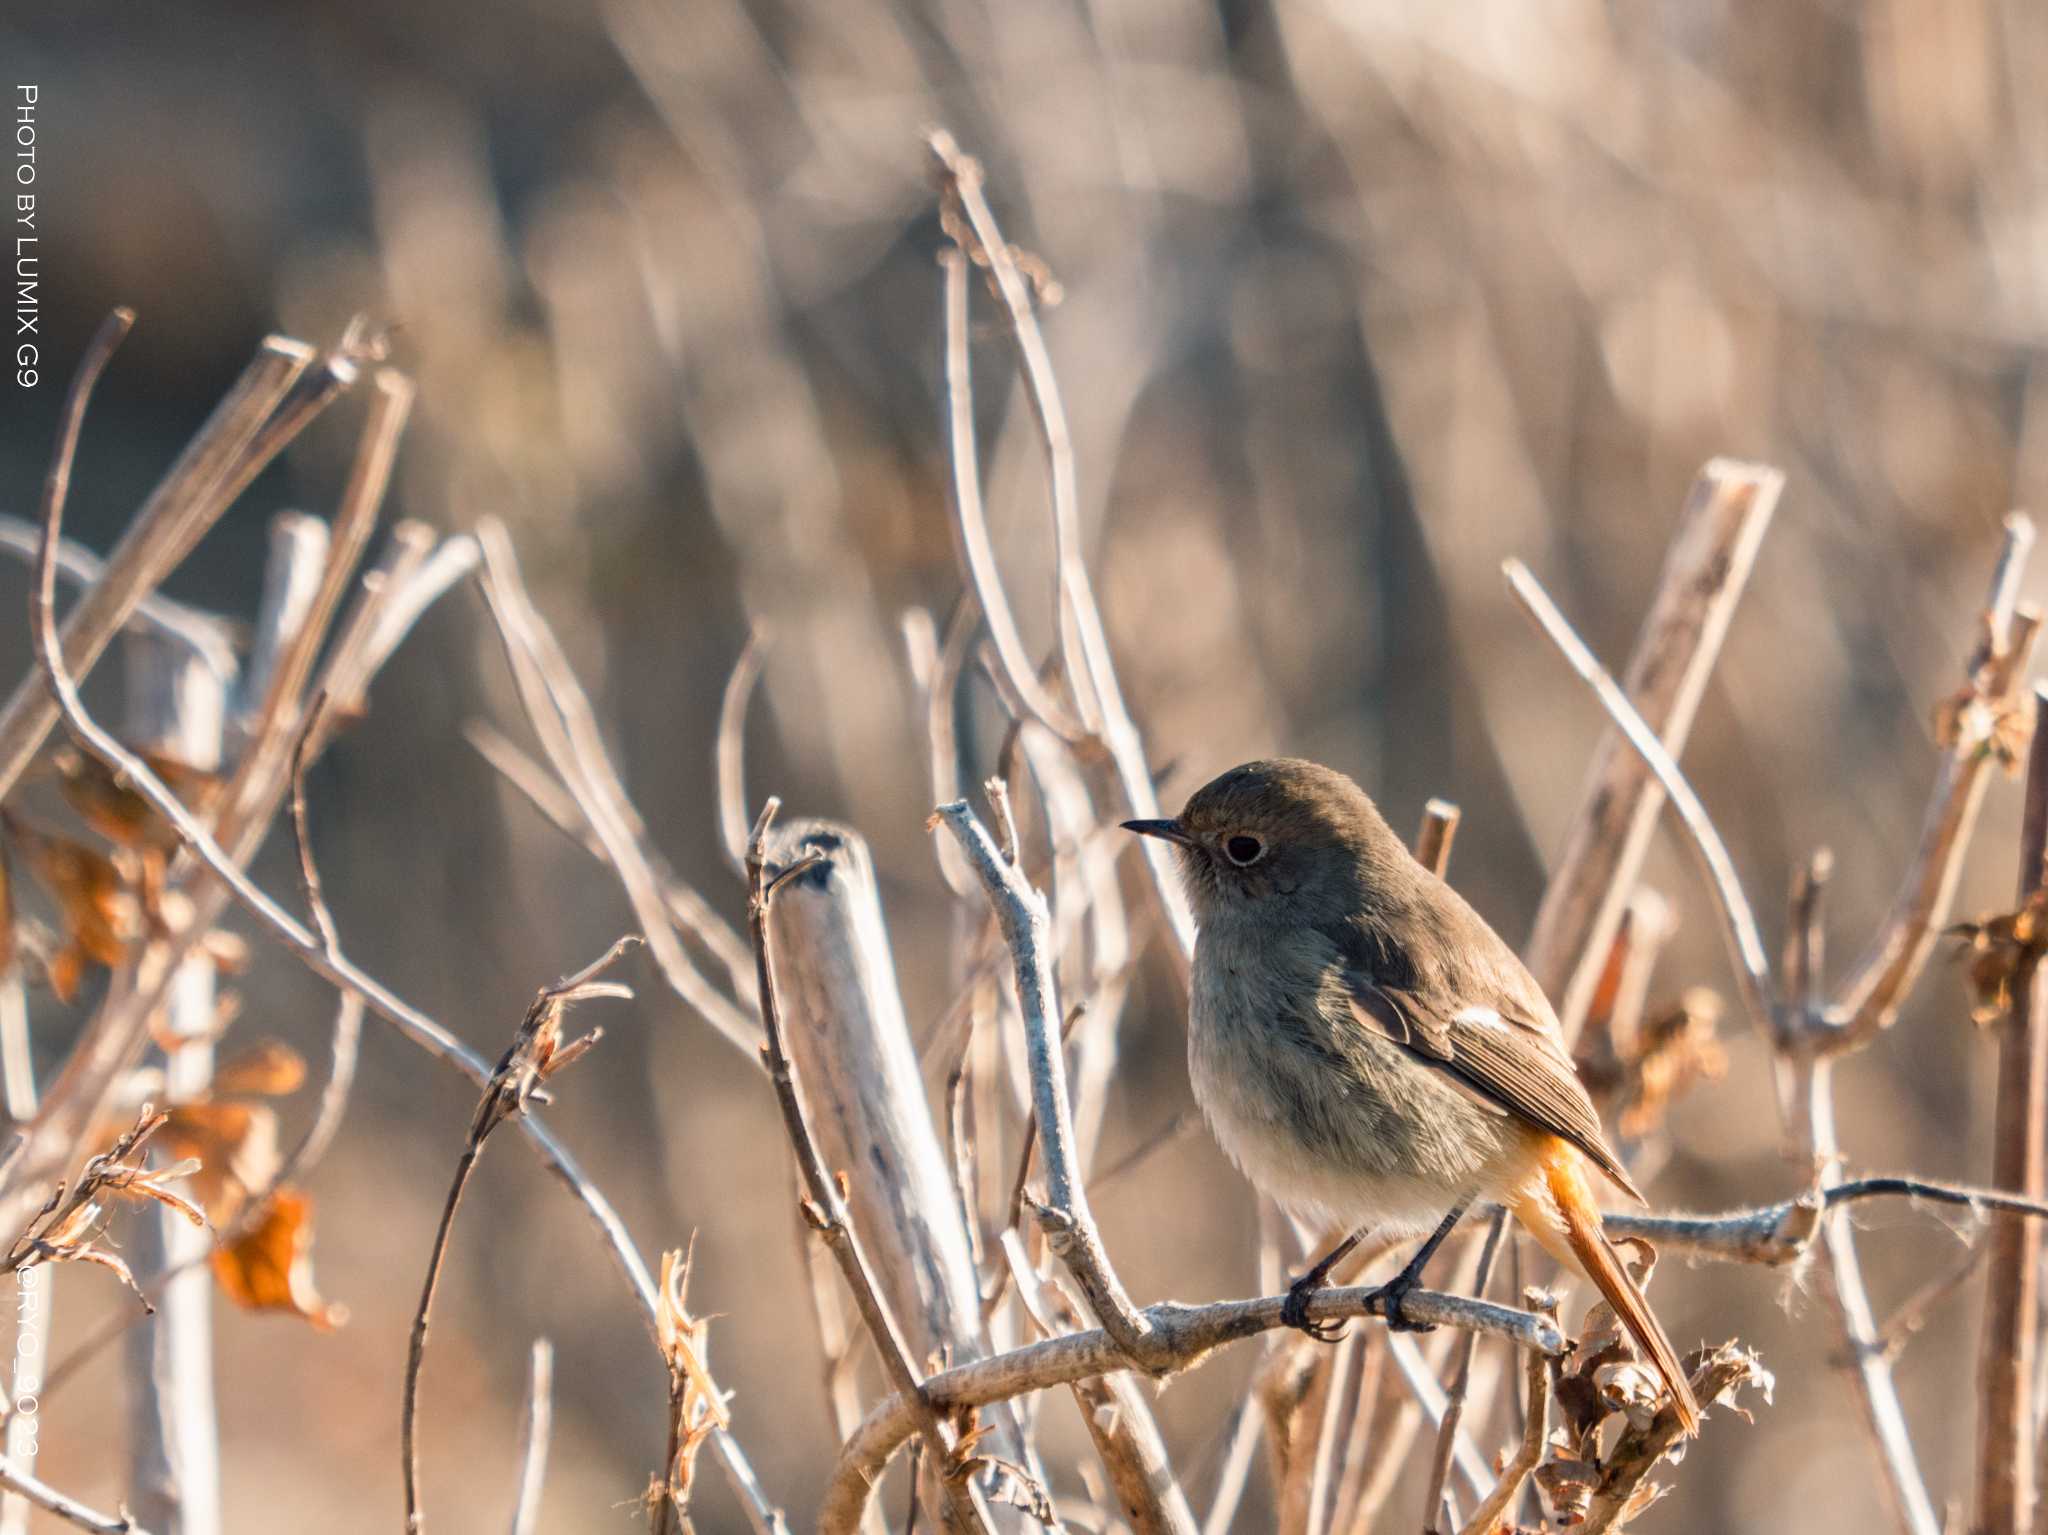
[1126,757,1701,1434]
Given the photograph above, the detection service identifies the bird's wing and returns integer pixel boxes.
[1342,970,1644,1204]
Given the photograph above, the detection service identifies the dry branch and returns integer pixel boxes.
[20,315,789,1535]
[928,130,1195,966]
[1455,1292,1556,1535]
[745,801,991,1535]
[507,1339,554,1535]
[757,813,1039,1522]
[0,320,322,800]
[476,520,760,1055]
[932,800,1155,1363]
[402,939,631,1534]
[1975,676,2048,1535]
[819,1283,1567,1534]
[1522,460,1782,1042]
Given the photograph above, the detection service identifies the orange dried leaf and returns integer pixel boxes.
[213,1039,307,1098]
[163,1102,279,1226]
[16,825,138,989]
[54,746,223,852]
[211,1188,347,1331]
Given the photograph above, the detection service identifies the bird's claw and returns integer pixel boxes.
[1282,1276,1348,1342]
[1367,1274,1435,1334]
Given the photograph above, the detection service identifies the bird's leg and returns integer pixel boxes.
[1282,1227,1366,1341]
[1367,1197,1471,1333]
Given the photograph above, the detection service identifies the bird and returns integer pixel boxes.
[1124,756,1701,1434]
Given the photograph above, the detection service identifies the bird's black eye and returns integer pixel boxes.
[1223,834,1265,867]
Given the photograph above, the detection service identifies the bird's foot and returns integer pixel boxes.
[1366,1271,1436,1334]
[1281,1273,1348,1342]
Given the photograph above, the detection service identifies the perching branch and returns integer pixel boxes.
[819,1283,1567,1535]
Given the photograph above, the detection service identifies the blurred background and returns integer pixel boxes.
[3,1,2045,1529]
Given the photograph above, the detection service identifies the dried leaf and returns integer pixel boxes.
[163,1101,280,1226]
[13,821,139,999]
[1952,890,2048,1025]
[1617,988,1728,1139]
[211,1187,347,1331]
[53,745,223,851]
[213,1039,307,1098]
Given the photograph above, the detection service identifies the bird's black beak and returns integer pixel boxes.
[1122,818,1195,848]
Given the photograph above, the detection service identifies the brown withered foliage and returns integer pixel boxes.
[1614,990,1729,1142]
[1535,1246,1772,1530]
[8,816,141,1002]
[1952,888,2048,1027]
[211,1186,347,1331]
[646,1240,731,1535]
[2,1107,206,1310]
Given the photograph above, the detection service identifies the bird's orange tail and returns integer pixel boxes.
[1512,1142,1702,1436]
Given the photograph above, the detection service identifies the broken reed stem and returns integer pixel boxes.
[1974,678,2048,1535]
[0,316,322,801]
[745,800,987,1535]
[1833,511,2039,1043]
[819,1284,1567,1534]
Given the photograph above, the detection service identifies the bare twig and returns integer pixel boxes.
[507,1339,554,1535]
[1521,460,1782,1042]
[1000,1235,1196,1535]
[747,800,988,1535]
[0,1459,155,1535]
[1421,1210,1508,1534]
[1975,676,2048,1535]
[1607,1175,2048,1264]
[1834,512,2039,1043]
[932,800,1157,1364]
[937,250,1083,744]
[1456,1293,1557,1535]
[462,718,757,1007]
[402,939,631,1534]
[717,631,767,876]
[0,516,236,681]
[928,130,1196,964]
[477,520,760,1054]
[820,1283,1567,1534]
[1505,558,1775,1038]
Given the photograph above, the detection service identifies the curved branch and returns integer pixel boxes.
[820,1285,1565,1534]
